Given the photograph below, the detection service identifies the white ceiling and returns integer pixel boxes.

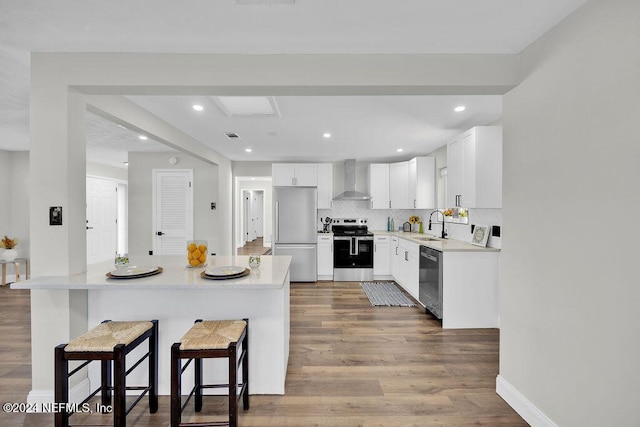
[0,0,590,166]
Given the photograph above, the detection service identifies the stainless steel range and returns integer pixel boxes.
[332,218,374,282]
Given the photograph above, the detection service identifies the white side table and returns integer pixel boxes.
[1,258,30,286]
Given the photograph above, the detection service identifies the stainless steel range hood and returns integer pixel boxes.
[333,159,371,201]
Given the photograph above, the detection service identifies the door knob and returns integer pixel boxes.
[157,231,164,236]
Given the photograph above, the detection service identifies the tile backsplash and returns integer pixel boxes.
[318,200,502,249]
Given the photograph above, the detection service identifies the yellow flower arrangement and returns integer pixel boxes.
[408,215,421,224]
[0,236,18,249]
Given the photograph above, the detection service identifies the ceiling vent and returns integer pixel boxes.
[224,132,240,140]
[333,159,371,201]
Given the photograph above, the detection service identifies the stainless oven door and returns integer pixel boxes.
[333,236,374,269]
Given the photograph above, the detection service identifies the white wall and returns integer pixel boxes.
[0,150,10,233]
[0,151,30,278]
[499,1,640,426]
[128,152,221,256]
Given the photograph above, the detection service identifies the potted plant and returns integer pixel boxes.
[1,236,18,261]
[408,215,422,233]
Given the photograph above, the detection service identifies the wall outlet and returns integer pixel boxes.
[492,225,501,237]
[211,202,216,210]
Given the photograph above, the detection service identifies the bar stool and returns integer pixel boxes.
[54,319,159,427]
[171,319,249,427]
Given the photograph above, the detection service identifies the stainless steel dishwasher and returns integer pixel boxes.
[419,246,443,319]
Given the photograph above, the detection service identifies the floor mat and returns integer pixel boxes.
[360,281,416,307]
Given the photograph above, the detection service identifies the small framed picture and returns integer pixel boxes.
[471,224,490,247]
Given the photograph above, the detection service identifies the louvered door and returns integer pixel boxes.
[153,170,193,255]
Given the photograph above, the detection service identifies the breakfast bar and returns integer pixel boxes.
[12,255,291,404]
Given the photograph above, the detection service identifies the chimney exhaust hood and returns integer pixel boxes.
[333,159,371,201]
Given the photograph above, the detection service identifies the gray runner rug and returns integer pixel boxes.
[360,281,416,307]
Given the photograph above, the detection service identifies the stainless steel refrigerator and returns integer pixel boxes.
[273,187,317,282]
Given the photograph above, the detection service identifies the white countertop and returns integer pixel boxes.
[11,255,292,290]
[372,230,501,252]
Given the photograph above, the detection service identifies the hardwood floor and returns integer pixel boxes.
[1,281,527,426]
[237,237,271,256]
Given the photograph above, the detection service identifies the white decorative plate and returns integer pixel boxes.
[205,265,246,277]
[109,266,160,277]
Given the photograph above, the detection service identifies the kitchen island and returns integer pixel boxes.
[12,255,291,405]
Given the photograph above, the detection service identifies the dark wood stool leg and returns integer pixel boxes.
[171,343,182,427]
[54,344,69,427]
[228,343,238,427]
[242,320,249,410]
[195,357,203,412]
[113,344,127,427]
[149,320,159,413]
[101,360,112,410]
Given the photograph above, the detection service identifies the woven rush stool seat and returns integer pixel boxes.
[55,320,158,427]
[65,321,154,352]
[171,319,249,427]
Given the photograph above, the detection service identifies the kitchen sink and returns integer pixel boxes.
[415,236,441,242]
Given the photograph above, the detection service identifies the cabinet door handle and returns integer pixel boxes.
[374,243,377,252]
[389,200,391,208]
[414,199,416,208]
[395,247,398,255]
[405,251,408,261]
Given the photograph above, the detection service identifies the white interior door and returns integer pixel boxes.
[86,176,117,264]
[153,170,193,255]
[255,192,264,238]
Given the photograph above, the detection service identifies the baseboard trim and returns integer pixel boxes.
[496,375,558,427]
[26,379,91,412]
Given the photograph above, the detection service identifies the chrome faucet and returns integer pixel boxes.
[428,210,448,239]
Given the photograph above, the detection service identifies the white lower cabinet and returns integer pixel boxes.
[441,251,499,329]
[317,234,333,280]
[390,236,400,279]
[395,238,420,300]
[384,235,499,328]
[373,235,391,277]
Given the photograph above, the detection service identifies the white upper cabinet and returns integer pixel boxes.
[389,161,410,209]
[316,163,333,209]
[368,163,390,209]
[409,157,436,209]
[446,126,502,208]
[272,163,318,187]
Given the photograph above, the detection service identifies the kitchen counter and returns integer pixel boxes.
[13,255,291,406]
[12,255,291,290]
[372,230,500,252]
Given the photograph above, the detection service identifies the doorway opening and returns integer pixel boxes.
[234,177,272,254]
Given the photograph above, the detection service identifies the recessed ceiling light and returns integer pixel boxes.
[454,106,466,112]
[192,104,204,112]
[323,132,331,138]
[245,148,252,153]
[397,148,404,153]
[138,135,148,140]
[123,161,129,166]
[251,177,256,180]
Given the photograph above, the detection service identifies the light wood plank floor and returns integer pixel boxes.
[237,237,271,256]
[1,281,527,426]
